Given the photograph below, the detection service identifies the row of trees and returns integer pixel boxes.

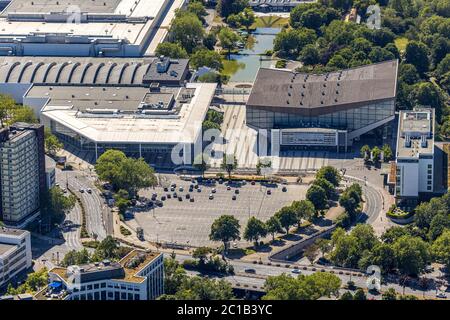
[305,166,342,212]
[360,144,393,164]
[61,236,133,267]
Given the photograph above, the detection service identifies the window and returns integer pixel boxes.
[427,186,432,190]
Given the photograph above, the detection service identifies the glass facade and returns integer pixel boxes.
[247,100,395,132]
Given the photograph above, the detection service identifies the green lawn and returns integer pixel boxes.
[251,16,289,29]
[395,37,409,52]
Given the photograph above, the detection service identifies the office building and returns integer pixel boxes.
[394,108,435,208]
[0,123,45,228]
[35,250,164,300]
[249,0,315,12]
[0,227,32,288]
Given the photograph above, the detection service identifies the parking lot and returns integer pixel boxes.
[128,176,308,247]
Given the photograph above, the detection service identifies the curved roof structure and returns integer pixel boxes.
[0,57,153,85]
[247,60,399,116]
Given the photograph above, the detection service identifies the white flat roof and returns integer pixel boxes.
[41,83,217,145]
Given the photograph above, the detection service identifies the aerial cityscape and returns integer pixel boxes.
[0,0,449,308]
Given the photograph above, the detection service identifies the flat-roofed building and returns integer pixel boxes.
[246,60,399,154]
[25,82,216,168]
[0,56,190,104]
[35,250,164,300]
[0,0,185,57]
[249,0,315,12]
[0,123,46,228]
[394,108,435,209]
[0,227,32,288]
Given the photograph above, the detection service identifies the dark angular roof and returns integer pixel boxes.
[247,60,399,116]
[143,57,189,84]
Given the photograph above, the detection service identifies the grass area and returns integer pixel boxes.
[120,225,132,236]
[251,16,289,28]
[394,37,409,52]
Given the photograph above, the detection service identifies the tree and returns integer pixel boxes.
[263,272,341,300]
[239,8,255,32]
[155,42,188,59]
[382,144,393,162]
[360,145,371,162]
[316,166,341,187]
[274,28,317,57]
[41,187,76,224]
[209,215,241,256]
[10,105,37,124]
[243,217,267,246]
[300,44,320,65]
[371,146,382,164]
[340,291,354,300]
[353,288,367,300]
[256,158,272,177]
[291,200,315,226]
[216,0,248,18]
[0,94,16,128]
[431,229,450,269]
[93,236,119,260]
[312,178,335,199]
[44,128,63,156]
[265,216,283,241]
[170,11,204,53]
[274,205,297,234]
[218,27,242,56]
[61,249,90,267]
[315,238,331,258]
[161,276,235,300]
[95,150,157,196]
[382,288,397,300]
[405,41,430,74]
[221,154,237,180]
[304,244,319,265]
[187,1,208,24]
[190,49,223,70]
[192,247,211,265]
[392,235,430,276]
[306,185,328,211]
[114,189,130,215]
[164,258,188,295]
[193,153,209,178]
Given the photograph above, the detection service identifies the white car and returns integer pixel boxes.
[209,194,214,200]
[292,269,301,274]
[79,188,84,193]
[436,292,447,299]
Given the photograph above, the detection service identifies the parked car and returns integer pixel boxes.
[211,188,216,193]
[234,189,240,194]
[163,187,169,192]
[178,196,183,201]
[185,194,191,199]
[251,181,256,185]
[86,188,92,194]
[173,192,178,198]
[436,292,447,299]
[267,190,272,195]
[190,198,195,202]
[292,268,301,274]
[79,188,84,193]
[179,187,184,192]
[282,186,287,192]
[232,195,237,200]
[167,194,171,199]
[244,269,256,274]
[209,194,214,200]
[197,188,202,193]
[161,196,166,201]
[227,186,231,191]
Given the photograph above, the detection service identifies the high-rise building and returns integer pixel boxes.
[394,108,435,209]
[0,227,32,288]
[0,123,46,228]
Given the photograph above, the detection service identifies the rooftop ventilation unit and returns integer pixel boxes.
[421,135,427,148]
[405,134,411,148]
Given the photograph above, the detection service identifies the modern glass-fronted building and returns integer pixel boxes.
[246,60,399,153]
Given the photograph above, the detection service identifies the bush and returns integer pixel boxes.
[386,205,414,219]
[275,59,287,68]
[120,226,132,236]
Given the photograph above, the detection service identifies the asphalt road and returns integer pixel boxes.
[170,253,446,300]
[56,168,108,240]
